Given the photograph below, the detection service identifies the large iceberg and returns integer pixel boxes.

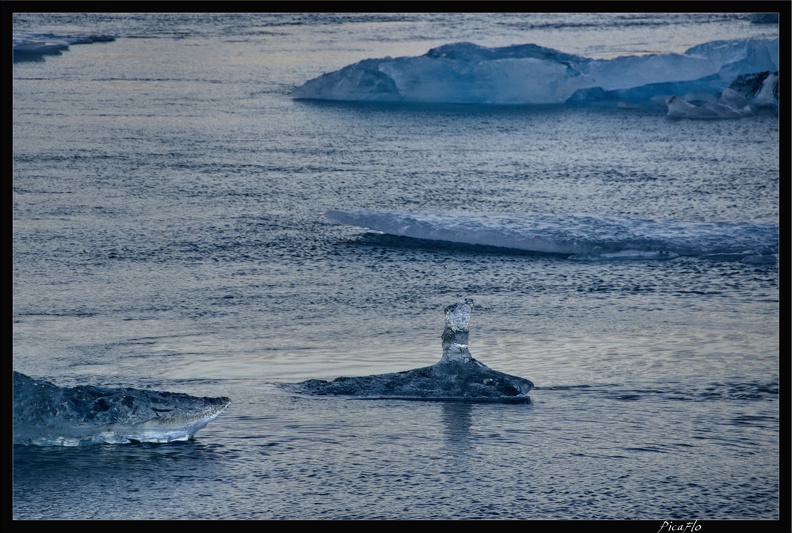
[327,210,778,261]
[293,38,778,110]
[293,299,534,403]
[13,371,230,446]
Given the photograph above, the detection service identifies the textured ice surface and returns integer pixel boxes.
[293,38,778,108]
[294,300,534,403]
[327,210,778,260]
[665,93,752,119]
[666,71,778,118]
[13,372,230,446]
[729,71,779,106]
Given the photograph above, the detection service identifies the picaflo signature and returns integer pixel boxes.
[657,520,701,533]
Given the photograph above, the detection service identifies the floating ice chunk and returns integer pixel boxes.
[294,38,778,107]
[719,87,752,109]
[13,371,230,446]
[728,71,779,108]
[439,299,474,364]
[665,70,778,118]
[13,36,69,54]
[327,210,778,258]
[666,94,752,119]
[13,32,115,61]
[292,300,534,403]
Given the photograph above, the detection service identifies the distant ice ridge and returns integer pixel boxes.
[293,299,534,403]
[13,32,115,60]
[13,371,230,446]
[327,210,778,261]
[293,38,778,112]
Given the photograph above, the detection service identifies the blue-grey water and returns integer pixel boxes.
[12,13,779,520]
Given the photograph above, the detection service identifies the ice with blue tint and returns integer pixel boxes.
[327,210,778,261]
[294,299,534,403]
[13,371,230,446]
[666,71,778,118]
[293,38,778,113]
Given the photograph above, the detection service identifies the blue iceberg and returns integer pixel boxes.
[293,299,534,403]
[293,38,778,113]
[13,371,230,446]
[327,210,778,261]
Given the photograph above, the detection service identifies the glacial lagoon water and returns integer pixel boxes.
[12,12,780,520]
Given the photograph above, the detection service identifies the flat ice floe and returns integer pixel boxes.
[292,299,534,403]
[327,210,778,261]
[13,371,230,446]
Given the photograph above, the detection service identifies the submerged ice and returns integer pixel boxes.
[293,38,778,114]
[13,371,230,446]
[327,210,778,260]
[294,299,534,403]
